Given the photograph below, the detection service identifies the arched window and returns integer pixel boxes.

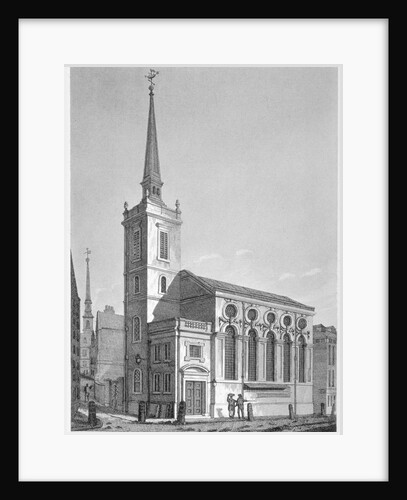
[283,333,291,382]
[224,326,236,380]
[160,276,167,293]
[248,330,257,381]
[298,335,306,383]
[132,316,141,342]
[85,320,90,329]
[266,332,275,381]
[157,188,160,196]
[134,275,140,294]
[152,186,156,194]
[134,369,142,394]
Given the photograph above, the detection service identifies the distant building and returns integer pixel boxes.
[121,72,316,419]
[70,253,81,415]
[80,249,95,401]
[94,306,125,410]
[313,324,337,415]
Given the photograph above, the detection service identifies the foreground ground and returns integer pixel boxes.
[72,402,336,432]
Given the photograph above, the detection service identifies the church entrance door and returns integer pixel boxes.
[185,381,205,415]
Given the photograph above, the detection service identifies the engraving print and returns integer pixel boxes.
[70,66,339,432]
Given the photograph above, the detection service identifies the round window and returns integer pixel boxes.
[225,304,237,319]
[266,311,276,324]
[247,308,258,321]
[298,317,307,330]
[282,315,292,327]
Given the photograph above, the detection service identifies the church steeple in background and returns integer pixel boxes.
[141,69,164,204]
[83,248,93,322]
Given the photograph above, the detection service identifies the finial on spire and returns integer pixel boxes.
[84,248,91,262]
[145,69,159,95]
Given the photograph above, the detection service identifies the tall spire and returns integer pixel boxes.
[141,69,164,203]
[84,248,93,319]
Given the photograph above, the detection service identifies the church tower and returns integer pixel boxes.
[122,70,182,414]
[80,248,94,376]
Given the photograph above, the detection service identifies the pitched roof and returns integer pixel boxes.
[96,311,124,331]
[182,270,314,311]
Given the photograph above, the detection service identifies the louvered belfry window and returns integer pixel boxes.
[248,330,257,381]
[159,231,169,260]
[224,326,236,380]
[133,228,141,260]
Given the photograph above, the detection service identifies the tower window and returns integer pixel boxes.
[159,231,169,260]
[134,275,140,294]
[157,188,160,196]
[133,228,141,260]
[152,186,156,194]
[132,316,141,342]
[134,369,142,394]
[160,276,167,293]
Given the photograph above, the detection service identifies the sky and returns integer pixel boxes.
[70,66,338,327]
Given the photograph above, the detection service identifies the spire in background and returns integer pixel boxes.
[84,248,93,319]
[141,69,164,203]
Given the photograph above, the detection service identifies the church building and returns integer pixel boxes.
[122,71,316,419]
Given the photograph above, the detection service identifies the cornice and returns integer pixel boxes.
[215,291,315,315]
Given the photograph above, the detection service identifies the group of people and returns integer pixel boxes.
[227,393,245,419]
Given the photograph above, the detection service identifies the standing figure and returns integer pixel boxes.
[227,393,236,418]
[84,383,88,401]
[236,394,245,419]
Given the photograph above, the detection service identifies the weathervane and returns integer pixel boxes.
[145,68,159,95]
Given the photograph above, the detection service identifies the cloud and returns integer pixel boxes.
[193,253,223,264]
[301,267,322,278]
[278,272,296,281]
[235,249,254,257]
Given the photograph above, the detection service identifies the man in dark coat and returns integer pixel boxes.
[236,394,245,419]
[227,394,236,418]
